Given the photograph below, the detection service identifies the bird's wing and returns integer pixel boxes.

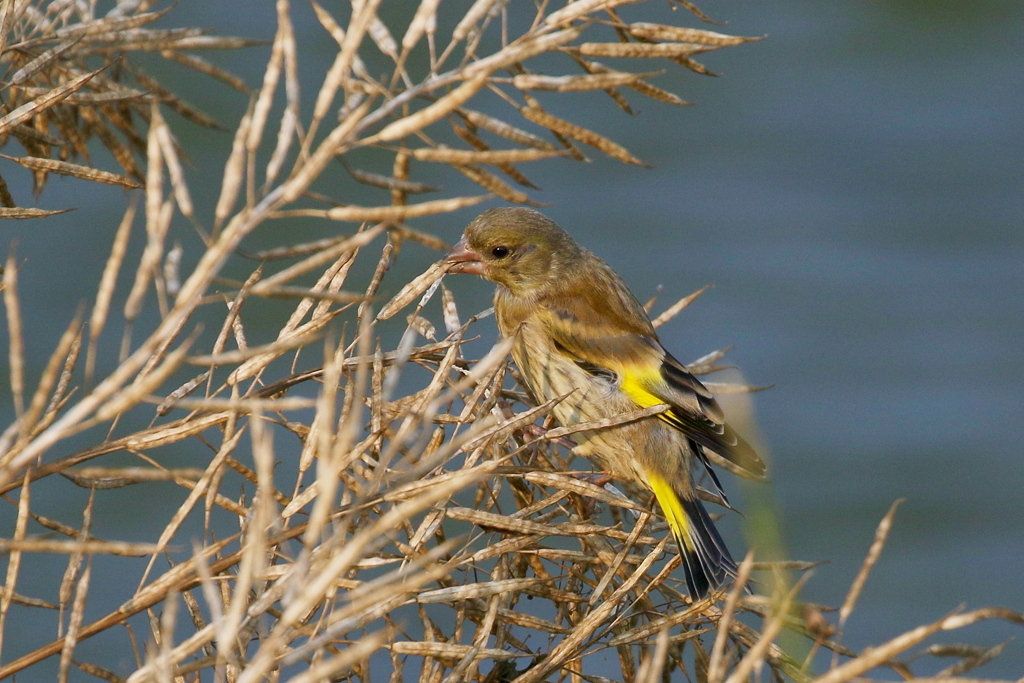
[651,353,765,479]
[535,296,766,480]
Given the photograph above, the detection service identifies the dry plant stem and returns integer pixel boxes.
[12,311,83,450]
[57,557,92,683]
[301,335,347,546]
[280,630,391,683]
[651,285,709,328]
[833,498,904,667]
[235,466,496,683]
[723,572,811,683]
[0,533,239,679]
[589,510,652,604]
[3,248,24,421]
[0,66,104,136]
[511,538,670,683]
[139,427,247,586]
[0,470,30,662]
[636,626,671,683]
[6,159,293,481]
[86,198,138,385]
[707,550,756,683]
[811,608,1024,683]
[840,499,904,627]
[0,154,141,188]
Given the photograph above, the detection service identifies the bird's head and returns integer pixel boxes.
[445,208,582,295]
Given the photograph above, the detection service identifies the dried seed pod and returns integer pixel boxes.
[673,55,719,76]
[375,72,489,142]
[376,261,449,322]
[569,51,688,107]
[0,67,104,137]
[367,16,398,60]
[544,0,644,26]
[0,207,75,219]
[459,108,557,150]
[627,22,760,46]
[410,146,562,164]
[317,195,491,222]
[0,153,144,188]
[462,27,581,77]
[577,41,707,59]
[453,123,540,189]
[453,164,536,205]
[402,0,442,51]
[512,70,657,92]
[346,167,439,194]
[521,103,648,166]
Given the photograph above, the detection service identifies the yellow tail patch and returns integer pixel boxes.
[647,471,693,551]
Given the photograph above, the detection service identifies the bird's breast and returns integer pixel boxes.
[511,325,626,422]
[506,320,688,487]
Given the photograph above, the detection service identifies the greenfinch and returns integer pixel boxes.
[446,207,764,599]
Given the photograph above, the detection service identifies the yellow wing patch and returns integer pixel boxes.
[620,366,664,409]
[647,471,693,551]
[621,366,688,432]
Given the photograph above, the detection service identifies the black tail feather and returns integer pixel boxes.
[677,496,738,599]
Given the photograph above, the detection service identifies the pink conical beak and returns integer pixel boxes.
[445,237,486,276]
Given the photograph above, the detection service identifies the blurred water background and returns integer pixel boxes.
[2,0,1022,677]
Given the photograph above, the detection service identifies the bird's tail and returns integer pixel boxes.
[647,472,737,599]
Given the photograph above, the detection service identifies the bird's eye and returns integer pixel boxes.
[491,246,511,259]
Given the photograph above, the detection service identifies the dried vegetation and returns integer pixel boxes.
[0,0,1021,681]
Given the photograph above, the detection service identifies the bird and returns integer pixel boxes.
[444,207,765,599]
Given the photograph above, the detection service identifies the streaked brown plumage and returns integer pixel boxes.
[446,207,765,598]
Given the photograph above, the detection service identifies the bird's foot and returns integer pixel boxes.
[520,423,576,450]
[573,472,614,488]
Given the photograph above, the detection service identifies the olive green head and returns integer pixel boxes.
[446,208,583,295]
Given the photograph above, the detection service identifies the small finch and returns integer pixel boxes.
[445,207,765,599]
